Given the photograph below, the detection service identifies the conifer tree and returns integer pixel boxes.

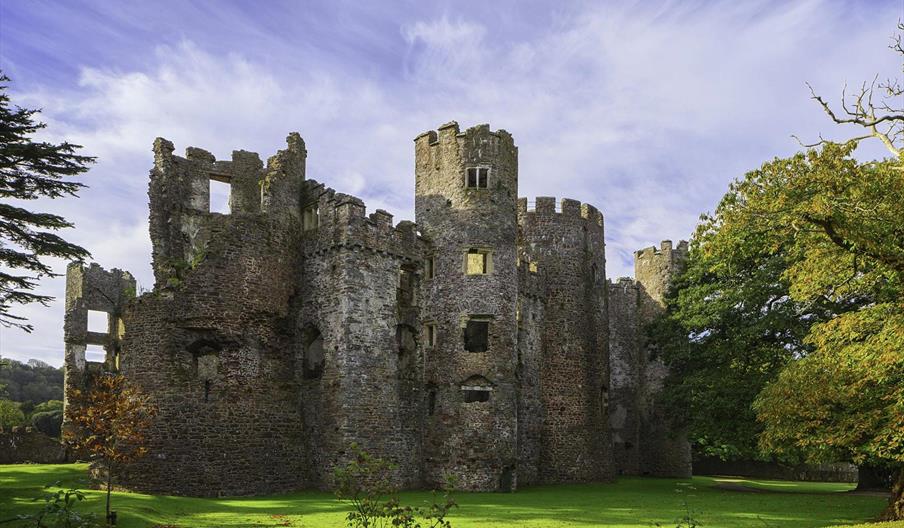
[0,73,93,332]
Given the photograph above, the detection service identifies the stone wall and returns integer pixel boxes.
[0,428,67,464]
[607,277,642,475]
[62,123,687,496]
[694,455,858,483]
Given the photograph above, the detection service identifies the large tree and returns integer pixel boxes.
[0,73,93,332]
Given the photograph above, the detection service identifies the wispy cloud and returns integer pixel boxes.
[0,0,897,365]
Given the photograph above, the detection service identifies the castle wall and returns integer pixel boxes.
[415,123,520,491]
[115,137,310,496]
[63,263,135,422]
[297,180,426,489]
[62,124,689,497]
[634,240,692,478]
[607,278,642,475]
[515,265,545,486]
[517,197,613,483]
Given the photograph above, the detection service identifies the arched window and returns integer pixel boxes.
[302,326,325,380]
[396,324,417,374]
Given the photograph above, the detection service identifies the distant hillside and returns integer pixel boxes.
[0,358,64,411]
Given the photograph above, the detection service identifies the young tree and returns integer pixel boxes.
[64,374,157,525]
[0,72,94,332]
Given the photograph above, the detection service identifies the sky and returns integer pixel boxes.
[0,0,899,366]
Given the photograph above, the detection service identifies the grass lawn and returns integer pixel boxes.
[0,464,893,528]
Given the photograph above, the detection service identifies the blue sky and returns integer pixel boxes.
[0,0,898,365]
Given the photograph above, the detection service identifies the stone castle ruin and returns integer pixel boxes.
[63,122,690,496]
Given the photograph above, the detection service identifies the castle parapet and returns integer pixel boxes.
[300,179,426,263]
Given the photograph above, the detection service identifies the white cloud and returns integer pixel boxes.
[3,0,898,366]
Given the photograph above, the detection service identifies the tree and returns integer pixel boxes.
[0,72,94,332]
[746,145,904,519]
[64,374,157,525]
[648,204,838,460]
[31,399,63,437]
[0,398,24,429]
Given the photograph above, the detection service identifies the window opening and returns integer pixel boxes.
[87,310,108,334]
[398,267,415,307]
[466,167,489,188]
[303,328,325,379]
[427,389,437,416]
[209,176,231,214]
[425,256,435,279]
[465,248,492,275]
[85,344,106,363]
[303,205,320,231]
[463,319,489,352]
[461,376,493,403]
[425,323,437,348]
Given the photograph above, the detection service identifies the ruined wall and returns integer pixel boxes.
[116,136,310,496]
[63,262,135,422]
[518,197,613,483]
[297,179,427,489]
[415,123,520,491]
[607,277,642,475]
[62,123,690,497]
[634,240,692,478]
[0,427,68,464]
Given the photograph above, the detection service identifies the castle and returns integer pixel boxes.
[62,122,690,496]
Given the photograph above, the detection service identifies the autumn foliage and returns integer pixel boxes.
[64,374,157,524]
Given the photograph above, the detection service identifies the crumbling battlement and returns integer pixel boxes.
[148,134,305,288]
[64,122,691,497]
[299,179,426,263]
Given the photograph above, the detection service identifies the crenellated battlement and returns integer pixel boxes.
[300,179,425,262]
[634,240,689,264]
[518,196,603,224]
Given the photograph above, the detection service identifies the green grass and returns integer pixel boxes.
[0,464,890,527]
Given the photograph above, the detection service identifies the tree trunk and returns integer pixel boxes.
[106,459,113,525]
[879,466,904,521]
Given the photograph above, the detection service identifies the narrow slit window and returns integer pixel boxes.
[425,256,435,279]
[209,176,231,214]
[463,319,489,352]
[427,389,437,415]
[425,323,437,348]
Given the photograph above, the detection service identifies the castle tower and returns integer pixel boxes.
[634,240,692,477]
[518,197,612,483]
[414,122,520,491]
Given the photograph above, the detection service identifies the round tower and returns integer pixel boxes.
[518,196,613,483]
[414,122,520,491]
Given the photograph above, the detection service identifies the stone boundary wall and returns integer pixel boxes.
[694,455,858,483]
[0,427,67,464]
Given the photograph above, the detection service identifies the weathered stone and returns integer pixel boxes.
[63,123,690,496]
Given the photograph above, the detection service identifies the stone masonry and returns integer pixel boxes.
[63,122,691,497]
